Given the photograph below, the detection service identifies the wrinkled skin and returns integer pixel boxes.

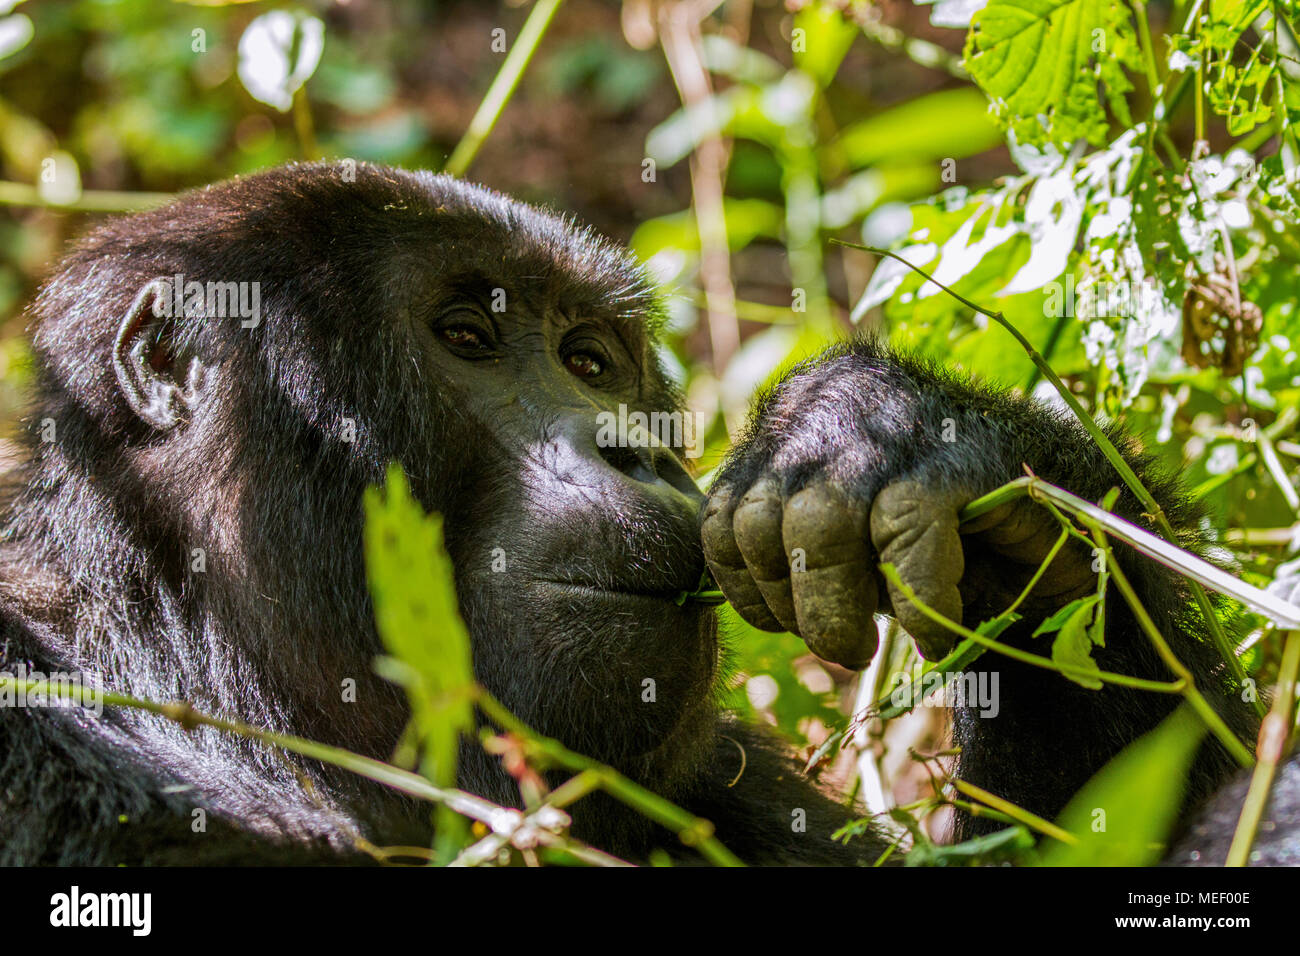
[0,162,1279,866]
[700,346,1266,852]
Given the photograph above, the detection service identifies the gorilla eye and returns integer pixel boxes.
[564,351,603,379]
[441,326,485,349]
[436,315,496,357]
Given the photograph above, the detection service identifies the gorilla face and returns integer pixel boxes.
[58,163,719,776]
[392,192,718,764]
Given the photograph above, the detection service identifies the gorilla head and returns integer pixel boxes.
[7,161,1269,868]
[6,162,727,860]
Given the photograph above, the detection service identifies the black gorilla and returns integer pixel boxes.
[0,161,1280,865]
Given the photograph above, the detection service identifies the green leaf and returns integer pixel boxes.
[1039,706,1207,865]
[1050,602,1103,689]
[1031,594,1100,637]
[1032,595,1104,689]
[364,464,475,861]
[628,199,784,261]
[908,825,1034,865]
[838,88,1005,168]
[963,0,1139,147]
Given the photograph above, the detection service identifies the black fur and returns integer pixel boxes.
[0,161,1274,865]
[714,342,1260,846]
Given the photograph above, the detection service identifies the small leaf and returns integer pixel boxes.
[1050,601,1103,689]
[1031,594,1100,637]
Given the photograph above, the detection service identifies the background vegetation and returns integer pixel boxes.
[1,0,1297,865]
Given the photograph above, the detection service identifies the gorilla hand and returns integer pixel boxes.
[700,344,1098,670]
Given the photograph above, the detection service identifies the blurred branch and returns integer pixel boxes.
[1227,628,1300,866]
[0,181,172,212]
[856,15,968,79]
[444,0,565,177]
[659,1,740,378]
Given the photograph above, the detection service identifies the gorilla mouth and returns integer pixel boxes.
[539,579,697,605]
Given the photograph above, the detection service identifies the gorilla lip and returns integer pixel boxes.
[540,579,702,606]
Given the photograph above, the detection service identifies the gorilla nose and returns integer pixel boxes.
[596,439,704,504]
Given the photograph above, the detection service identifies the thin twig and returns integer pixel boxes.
[1226,628,1300,865]
[444,0,565,177]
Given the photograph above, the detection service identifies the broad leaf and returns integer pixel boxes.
[1040,706,1207,865]
[963,0,1140,147]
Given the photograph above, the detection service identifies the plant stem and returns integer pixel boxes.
[841,242,1255,701]
[444,0,565,177]
[952,780,1078,846]
[0,674,741,867]
[1084,522,1256,767]
[1226,628,1300,865]
[475,689,744,865]
[878,563,1187,694]
[1130,0,1164,103]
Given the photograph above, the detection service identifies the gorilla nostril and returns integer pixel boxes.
[595,437,703,501]
[651,447,705,500]
[597,442,657,485]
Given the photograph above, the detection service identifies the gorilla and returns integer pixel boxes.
[0,161,1282,865]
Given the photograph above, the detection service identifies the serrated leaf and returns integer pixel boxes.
[963,0,1139,147]
[364,464,475,860]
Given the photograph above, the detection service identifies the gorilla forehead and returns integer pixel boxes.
[220,162,661,325]
[34,162,670,403]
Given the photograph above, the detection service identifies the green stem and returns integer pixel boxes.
[1226,629,1300,865]
[877,563,1187,694]
[1084,522,1256,767]
[841,242,1254,702]
[475,690,744,865]
[872,529,1069,719]
[444,0,565,177]
[952,780,1078,846]
[1130,0,1164,103]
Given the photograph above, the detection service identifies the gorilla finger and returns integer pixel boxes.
[961,497,1095,598]
[784,485,879,669]
[701,482,783,631]
[870,481,964,660]
[732,476,798,632]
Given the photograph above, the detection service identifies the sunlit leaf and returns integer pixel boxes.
[963,0,1139,147]
[1039,706,1207,865]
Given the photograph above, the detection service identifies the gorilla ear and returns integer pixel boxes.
[113,279,209,431]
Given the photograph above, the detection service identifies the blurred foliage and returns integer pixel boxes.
[1,0,1298,864]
